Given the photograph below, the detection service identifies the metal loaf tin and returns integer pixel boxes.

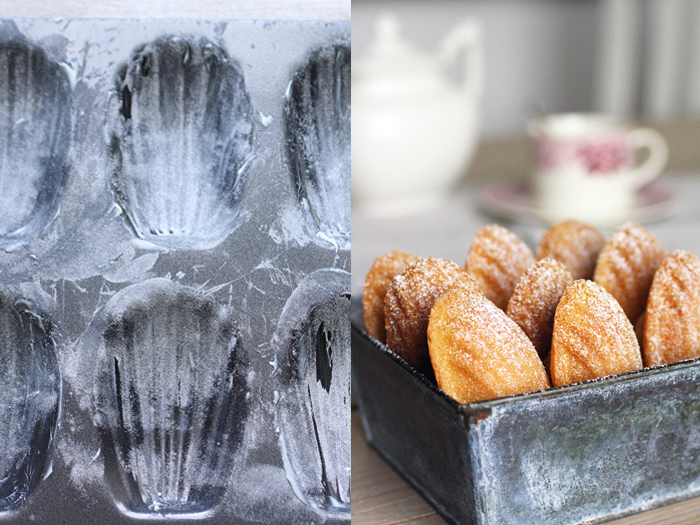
[351,301,700,525]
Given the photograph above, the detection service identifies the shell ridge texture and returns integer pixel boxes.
[91,279,248,517]
[109,35,254,250]
[275,269,351,515]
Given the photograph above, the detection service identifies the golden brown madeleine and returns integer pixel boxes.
[537,219,606,280]
[550,280,642,387]
[643,250,700,366]
[362,250,420,343]
[428,287,550,404]
[593,222,666,324]
[385,257,479,375]
[466,224,535,310]
[506,258,574,360]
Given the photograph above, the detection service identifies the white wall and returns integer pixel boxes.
[353,0,599,138]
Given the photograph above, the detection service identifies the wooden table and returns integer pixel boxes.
[352,409,700,525]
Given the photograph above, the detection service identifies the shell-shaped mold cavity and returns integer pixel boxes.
[286,45,350,245]
[89,279,248,518]
[0,29,71,250]
[0,285,61,513]
[109,36,254,250]
[275,268,351,515]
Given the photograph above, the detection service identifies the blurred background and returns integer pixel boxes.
[353,0,700,182]
[351,0,700,291]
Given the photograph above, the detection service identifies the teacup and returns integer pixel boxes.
[528,113,668,226]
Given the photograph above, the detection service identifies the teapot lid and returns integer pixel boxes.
[354,13,440,80]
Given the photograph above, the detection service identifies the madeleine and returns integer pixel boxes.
[593,222,666,324]
[363,250,420,343]
[385,257,479,375]
[551,280,642,387]
[643,250,700,366]
[466,224,535,310]
[428,286,550,404]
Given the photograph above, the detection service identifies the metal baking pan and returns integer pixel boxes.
[0,18,350,525]
[351,300,700,525]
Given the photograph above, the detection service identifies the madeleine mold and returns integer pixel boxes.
[109,36,254,250]
[89,279,248,518]
[0,19,349,525]
[0,284,61,513]
[0,24,71,250]
[275,268,351,515]
[286,44,351,247]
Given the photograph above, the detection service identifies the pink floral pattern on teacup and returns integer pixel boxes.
[575,138,631,175]
[535,136,632,175]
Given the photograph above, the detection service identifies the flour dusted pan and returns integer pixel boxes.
[109,36,255,250]
[89,279,248,518]
[275,268,351,515]
[286,44,350,246]
[0,26,71,250]
[0,284,61,513]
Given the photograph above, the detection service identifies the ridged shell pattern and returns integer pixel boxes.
[276,269,351,515]
[90,279,248,517]
[0,32,71,250]
[286,45,350,246]
[109,36,254,250]
[0,286,61,513]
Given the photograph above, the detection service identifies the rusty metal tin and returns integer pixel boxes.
[351,301,700,525]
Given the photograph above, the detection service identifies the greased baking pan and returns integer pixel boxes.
[0,18,350,525]
[351,300,700,525]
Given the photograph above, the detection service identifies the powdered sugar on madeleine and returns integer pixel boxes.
[551,280,642,387]
[506,258,574,360]
[466,224,535,310]
[363,250,420,343]
[428,287,550,404]
[593,222,666,324]
[385,257,479,375]
[643,250,700,366]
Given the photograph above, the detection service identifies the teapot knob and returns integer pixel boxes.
[370,13,414,58]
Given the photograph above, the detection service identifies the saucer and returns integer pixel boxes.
[479,181,679,228]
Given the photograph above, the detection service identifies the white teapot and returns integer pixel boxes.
[352,14,483,215]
